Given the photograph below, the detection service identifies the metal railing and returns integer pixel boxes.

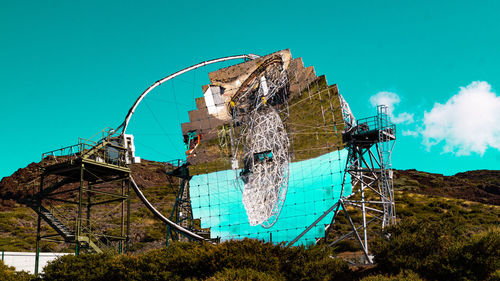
[350,106,396,142]
[40,128,128,168]
[165,159,186,173]
[41,144,81,162]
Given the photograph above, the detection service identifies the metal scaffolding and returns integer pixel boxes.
[327,105,396,263]
[30,129,132,275]
[287,105,396,263]
[165,159,194,243]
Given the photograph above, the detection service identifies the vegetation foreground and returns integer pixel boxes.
[1,220,499,281]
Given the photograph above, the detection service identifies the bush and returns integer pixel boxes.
[0,260,17,281]
[0,260,35,281]
[42,253,116,281]
[204,268,284,281]
[38,220,500,281]
[360,270,423,281]
[446,228,500,280]
[488,269,500,281]
[42,239,351,281]
[373,217,500,281]
[333,239,360,252]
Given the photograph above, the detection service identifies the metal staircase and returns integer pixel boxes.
[76,236,103,254]
[27,200,103,253]
[35,204,75,240]
[22,177,76,241]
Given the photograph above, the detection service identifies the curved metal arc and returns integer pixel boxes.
[119,54,260,244]
[129,175,212,243]
[118,54,260,135]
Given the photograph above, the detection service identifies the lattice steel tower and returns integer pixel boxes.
[327,105,396,263]
[165,160,195,243]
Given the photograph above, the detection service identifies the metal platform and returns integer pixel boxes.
[32,130,132,274]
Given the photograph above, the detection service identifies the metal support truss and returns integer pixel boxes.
[165,159,195,244]
[288,105,396,264]
[327,105,396,263]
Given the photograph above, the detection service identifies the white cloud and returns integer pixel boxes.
[392,112,414,124]
[402,130,418,137]
[421,81,500,156]
[369,91,414,124]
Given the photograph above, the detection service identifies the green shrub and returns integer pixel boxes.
[333,239,360,252]
[373,217,500,281]
[276,243,350,281]
[41,239,351,281]
[136,242,212,280]
[488,269,500,281]
[42,253,117,281]
[106,254,142,281]
[446,227,500,281]
[0,260,17,281]
[137,239,351,281]
[373,218,457,278]
[0,260,35,281]
[360,270,423,281]
[205,268,284,281]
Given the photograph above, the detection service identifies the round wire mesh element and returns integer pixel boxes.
[241,106,289,227]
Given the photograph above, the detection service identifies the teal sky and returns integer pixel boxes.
[1,0,499,179]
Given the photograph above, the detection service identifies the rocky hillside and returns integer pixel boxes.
[0,159,171,209]
[394,169,500,205]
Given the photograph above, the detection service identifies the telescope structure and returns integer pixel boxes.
[30,50,396,270]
